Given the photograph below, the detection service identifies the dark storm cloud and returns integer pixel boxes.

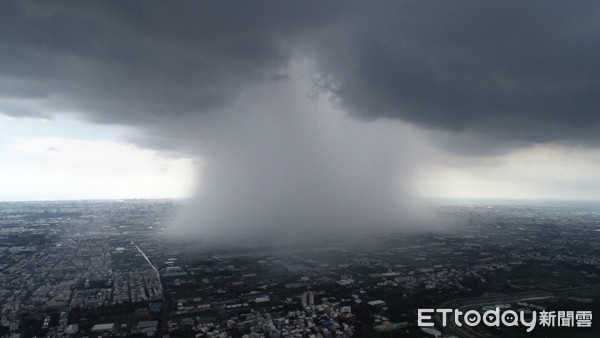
[0,1,337,125]
[314,1,600,146]
[2,1,600,150]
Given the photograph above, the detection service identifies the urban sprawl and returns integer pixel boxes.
[1,200,599,337]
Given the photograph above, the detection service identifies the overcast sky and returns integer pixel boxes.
[2,1,600,211]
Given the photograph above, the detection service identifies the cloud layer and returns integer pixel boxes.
[313,1,600,148]
[2,1,600,152]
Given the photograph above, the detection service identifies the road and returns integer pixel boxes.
[132,241,169,336]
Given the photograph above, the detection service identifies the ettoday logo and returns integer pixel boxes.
[418,308,593,332]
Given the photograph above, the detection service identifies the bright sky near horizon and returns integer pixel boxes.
[0,115,195,201]
[4,113,600,202]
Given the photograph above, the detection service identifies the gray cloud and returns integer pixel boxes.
[2,1,600,150]
[313,1,600,147]
[0,1,337,125]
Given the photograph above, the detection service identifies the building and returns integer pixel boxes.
[301,291,315,307]
[91,323,115,333]
[367,300,386,306]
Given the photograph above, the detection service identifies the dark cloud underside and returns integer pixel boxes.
[0,1,337,123]
[1,1,600,150]
[314,1,600,145]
